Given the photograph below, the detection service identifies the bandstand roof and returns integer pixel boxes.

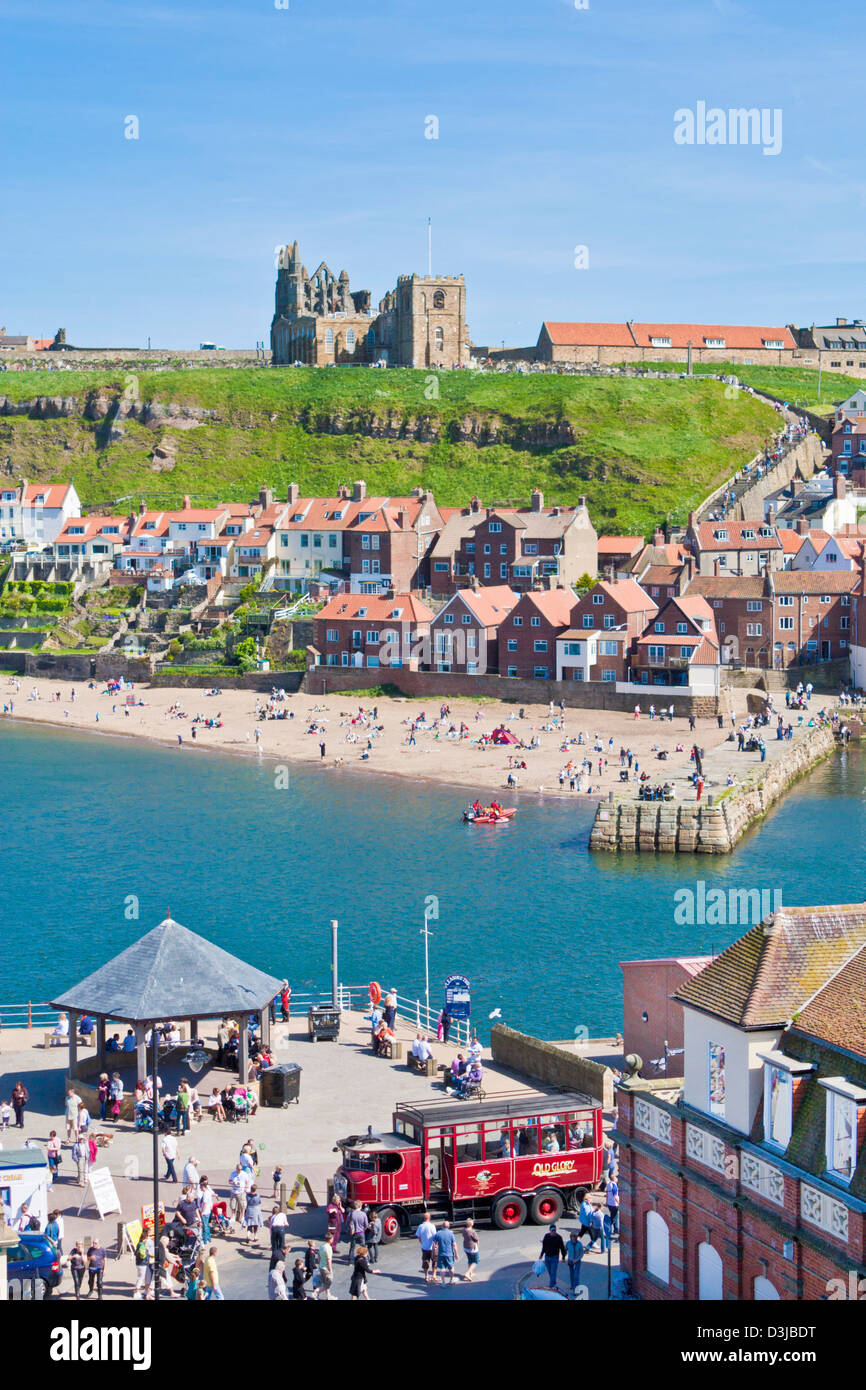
[50,917,283,1024]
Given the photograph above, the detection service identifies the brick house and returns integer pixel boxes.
[831,416,866,479]
[429,491,597,595]
[570,578,658,647]
[597,535,645,576]
[687,570,857,668]
[686,575,770,667]
[429,585,517,674]
[688,516,785,577]
[497,587,576,680]
[630,594,719,692]
[310,592,434,671]
[342,484,444,594]
[616,902,866,1301]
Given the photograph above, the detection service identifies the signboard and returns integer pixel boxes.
[140,1201,166,1234]
[79,1167,122,1219]
[444,974,471,1020]
[287,1173,306,1210]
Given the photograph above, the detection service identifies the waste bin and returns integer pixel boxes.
[308,1005,341,1042]
[259,1063,302,1107]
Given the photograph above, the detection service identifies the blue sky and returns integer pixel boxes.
[2,0,860,348]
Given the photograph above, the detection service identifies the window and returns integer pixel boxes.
[592,594,604,606]
[530,616,541,628]
[346,328,354,348]
[763,1064,793,1149]
[524,543,537,555]
[601,669,615,682]
[433,290,445,309]
[371,535,380,551]
[500,544,507,555]
[533,640,548,652]
[680,645,694,658]
[443,613,454,624]
[600,640,618,655]
[822,1084,861,1182]
[489,522,502,533]
[461,614,471,625]
[563,642,582,656]
[483,564,491,578]
[361,535,370,550]
[708,1043,726,1118]
[533,665,549,679]
[513,616,522,627]
[507,638,518,651]
[434,326,444,349]
[313,534,322,548]
[582,615,594,629]
[465,543,475,554]
[747,600,762,612]
[603,615,615,629]
[325,328,334,349]
[704,337,726,348]
[326,628,339,643]
[654,622,665,633]
[698,1243,724,1301]
[484,544,491,555]
[676,622,688,634]
[779,595,793,607]
[650,336,671,347]
[645,1211,670,1284]
[434,561,449,572]
[366,630,379,643]
[572,669,585,681]
[500,564,508,578]
[779,616,794,630]
[648,644,665,664]
[746,624,762,637]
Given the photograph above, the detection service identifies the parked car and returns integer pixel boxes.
[7,1232,62,1296]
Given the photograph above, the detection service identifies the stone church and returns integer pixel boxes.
[270,241,470,368]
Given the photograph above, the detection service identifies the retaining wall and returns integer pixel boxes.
[303,665,721,716]
[733,435,826,522]
[490,1024,613,1107]
[589,723,837,855]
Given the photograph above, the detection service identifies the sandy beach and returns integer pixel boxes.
[0,674,762,801]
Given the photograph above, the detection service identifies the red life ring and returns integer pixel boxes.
[368,981,382,1005]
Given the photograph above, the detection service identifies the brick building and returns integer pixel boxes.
[688,517,785,577]
[630,594,719,689]
[270,240,470,367]
[311,592,434,671]
[616,902,866,1301]
[570,578,658,645]
[497,587,575,680]
[534,321,797,367]
[429,585,517,674]
[429,492,597,596]
[620,956,712,1082]
[686,570,856,668]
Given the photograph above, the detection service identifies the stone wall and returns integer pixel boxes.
[149,668,303,692]
[490,1024,613,1107]
[726,658,849,692]
[589,722,837,854]
[303,665,721,716]
[733,434,825,522]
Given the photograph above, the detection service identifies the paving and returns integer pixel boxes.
[0,1007,615,1300]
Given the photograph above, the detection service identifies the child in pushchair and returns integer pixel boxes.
[210,1200,230,1236]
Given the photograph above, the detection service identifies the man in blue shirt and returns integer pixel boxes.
[122,1029,136,1052]
[433,1221,458,1285]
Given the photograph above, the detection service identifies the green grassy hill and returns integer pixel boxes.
[0,365,795,533]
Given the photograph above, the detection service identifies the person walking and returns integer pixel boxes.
[11,1081,28,1129]
[243,1185,263,1246]
[349,1245,375,1301]
[589,1203,606,1252]
[269,1205,288,1266]
[161,1131,179,1183]
[319,741,326,760]
[316,1231,336,1300]
[72,1134,89,1187]
[577,1193,596,1244]
[434,1220,458,1286]
[229,1163,250,1229]
[203,1246,223,1300]
[366,1211,382,1265]
[198,1177,215,1244]
[540,1223,566,1291]
[46,1131,62,1182]
[462,1218,480,1281]
[565,1230,585,1297]
[85,1238,106,1299]
[69,1241,86,1300]
[416,1211,439,1283]
[176,1080,191,1135]
[347,1200,369,1260]
[96,1074,110,1122]
[605,1172,620,1234]
[268,1260,288,1300]
[134,1231,153,1299]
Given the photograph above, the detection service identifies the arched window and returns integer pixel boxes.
[753,1275,780,1300]
[434,326,444,350]
[433,290,445,309]
[698,1242,724,1300]
[646,1211,669,1284]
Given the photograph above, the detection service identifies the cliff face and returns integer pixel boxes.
[0,393,215,428]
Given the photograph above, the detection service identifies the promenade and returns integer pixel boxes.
[0,1007,619,1301]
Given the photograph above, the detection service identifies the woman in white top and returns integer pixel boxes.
[54,1013,70,1037]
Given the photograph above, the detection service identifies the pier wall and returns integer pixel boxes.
[589,723,837,855]
[490,1024,614,1107]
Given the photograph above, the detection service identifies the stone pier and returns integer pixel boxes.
[589,722,838,855]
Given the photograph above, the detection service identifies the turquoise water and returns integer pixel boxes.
[2,721,864,1040]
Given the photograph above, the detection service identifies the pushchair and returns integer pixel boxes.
[134,1100,154,1133]
[210,1200,230,1236]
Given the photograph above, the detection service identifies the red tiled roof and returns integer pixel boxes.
[458,585,519,627]
[630,323,796,351]
[594,578,657,614]
[777,528,804,554]
[317,593,434,624]
[771,571,858,595]
[541,322,636,347]
[692,521,782,551]
[597,535,644,555]
[687,575,765,599]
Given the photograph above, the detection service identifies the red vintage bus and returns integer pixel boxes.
[333,1090,604,1241]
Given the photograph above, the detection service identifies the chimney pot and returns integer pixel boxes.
[531,488,544,513]
[653,528,664,546]
[287,482,299,506]
[183,494,191,509]
[353,480,367,502]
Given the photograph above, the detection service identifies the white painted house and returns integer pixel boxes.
[0,481,81,546]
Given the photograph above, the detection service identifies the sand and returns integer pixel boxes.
[0,674,759,802]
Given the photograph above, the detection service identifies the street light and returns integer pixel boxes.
[420,908,433,1025]
[150,1026,161,1303]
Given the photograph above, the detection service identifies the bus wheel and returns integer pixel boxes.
[379,1208,401,1243]
[492,1194,528,1230]
[530,1189,565,1224]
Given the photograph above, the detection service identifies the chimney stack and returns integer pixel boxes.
[653,528,665,547]
[353,480,367,502]
[287,482,300,506]
[183,494,191,510]
[578,495,587,510]
[338,484,350,501]
[259,486,274,510]
[398,506,409,528]
[531,488,544,513]
[139,499,147,516]
[835,473,847,500]
[470,496,482,514]
[797,518,809,535]
[791,478,804,497]
[688,510,699,530]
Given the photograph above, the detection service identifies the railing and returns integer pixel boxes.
[0,987,473,1045]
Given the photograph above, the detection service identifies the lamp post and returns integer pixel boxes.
[151,1025,161,1302]
[420,907,433,1024]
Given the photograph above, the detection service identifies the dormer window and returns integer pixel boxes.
[820,1078,866,1183]
[704,337,725,348]
[759,1051,813,1150]
[292,514,305,523]
[650,336,671,347]
[358,607,368,618]
[713,529,729,542]
[763,339,784,349]
[742,529,756,541]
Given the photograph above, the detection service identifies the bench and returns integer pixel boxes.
[408,1053,437,1077]
[382,1039,402,1061]
[44,1033,66,1048]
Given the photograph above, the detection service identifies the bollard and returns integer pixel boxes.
[608,790,614,803]
[280,1181,287,1214]
[707,794,714,806]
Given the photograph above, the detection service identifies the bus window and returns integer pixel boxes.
[514,1120,540,1156]
[566,1113,595,1148]
[484,1122,512,1159]
[541,1123,566,1153]
[455,1123,483,1164]
[424,1126,453,1190]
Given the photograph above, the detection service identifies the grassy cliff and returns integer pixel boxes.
[0,366,784,533]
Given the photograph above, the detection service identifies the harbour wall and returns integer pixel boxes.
[490,1023,613,1108]
[588,722,837,855]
